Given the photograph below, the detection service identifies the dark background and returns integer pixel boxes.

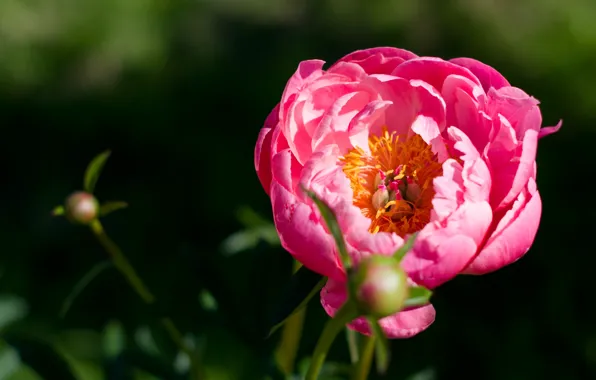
[1,0,595,379]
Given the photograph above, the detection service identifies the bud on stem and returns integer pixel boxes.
[351,255,409,319]
[64,191,99,225]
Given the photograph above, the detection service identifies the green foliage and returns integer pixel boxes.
[84,150,111,194]
[266,266,326,338]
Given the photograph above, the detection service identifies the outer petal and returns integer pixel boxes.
[402,223,479,289]
[486,86,542,137]
[449,58,510,92]
[539,119,563,138]
[331,47,418,75]
[488,128,539,211]
[320,278,436,339]
[270,181,344,280]
[463,178,541,274]
[254,104,280,194]
[391,57,481,93]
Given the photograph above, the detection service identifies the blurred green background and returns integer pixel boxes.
[1,0,595,379]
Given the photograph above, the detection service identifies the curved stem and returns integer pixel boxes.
[89,220,204,380]
[305,302,359,380]
[350,335,375,380]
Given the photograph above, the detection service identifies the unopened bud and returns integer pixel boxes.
[372,186,389,211]
[351,255,409,318]
[64,191,99,225]
[405,182,421,202]
[373,171,386,189]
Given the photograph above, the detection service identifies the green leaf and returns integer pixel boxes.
[236,206,270,227]
[368,318,390,374]
[99,201,129,217]
[102,320,126,359]
[265,266,326,338]
[0,295,28,331]
[0,341,22,379]
[84,150,111,193]
[121,349,186,380]
[404,286,433,309]
[220,225,280,256]
[60,261,113,318]
[393,232,418,261]
[51,205,65,216]
[198,289,218,312]
[3,334,78,380]
[302,187,351,270]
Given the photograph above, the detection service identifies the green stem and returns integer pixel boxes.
[305,302,359,380]
[350,335,375,380]
[275,261,306,375]
[346,328,360,364]
[89,219,204,380]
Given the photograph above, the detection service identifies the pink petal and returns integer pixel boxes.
[447,127,492,202]
[311,91,374,154]
[331,47,418,75]
[345,100,393,154]
[449,58,511,91]
[539,119,562,138]
[254,104,281,195]
[442,75,492,152]
[270,149,303,193]
[255,127,273,195]
[489,129,539,212]
[320,278,436,339]
[401,226,478,289]
[270,181,344,280]
[392,58,481,93]
[463,178,541,274]
[363,76,446,140]
[486,87,542,137]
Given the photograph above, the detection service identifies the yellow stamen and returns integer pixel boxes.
[340,128,443,236]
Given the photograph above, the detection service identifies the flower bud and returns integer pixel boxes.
[371,186,389,211]
[404,181,421,202]
[351,255,409,318]
[64,191,99,225]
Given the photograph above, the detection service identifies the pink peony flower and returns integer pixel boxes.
[255,47,560,338]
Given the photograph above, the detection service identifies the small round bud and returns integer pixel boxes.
[405,182,421,202]
[372,187,389,210]
[64,191,99,225]
[351,255,409,318]
[373,171,386,189]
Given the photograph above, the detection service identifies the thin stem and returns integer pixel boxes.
[275,261,306,374]
[305,302,359,380]
[89,219,204,380]
[350,335,375,380]
[346,328,360,364]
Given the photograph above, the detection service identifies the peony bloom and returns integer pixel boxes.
[255,47,560,338]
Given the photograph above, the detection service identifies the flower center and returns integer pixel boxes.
[340,128,442,236]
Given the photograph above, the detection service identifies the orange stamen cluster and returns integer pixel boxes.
[340,128,443,236]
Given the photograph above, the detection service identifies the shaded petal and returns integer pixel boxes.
[254,104,280,194]
[270,181,344,280]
